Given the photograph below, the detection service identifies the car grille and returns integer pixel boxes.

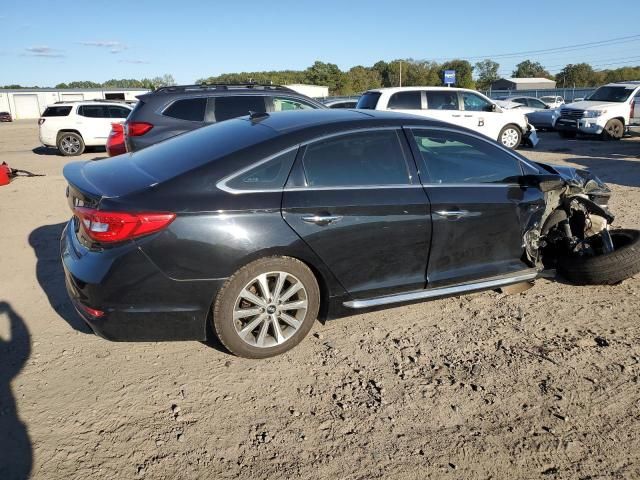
[560,108,584,120]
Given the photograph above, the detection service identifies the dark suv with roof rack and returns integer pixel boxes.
[124,84,327,152]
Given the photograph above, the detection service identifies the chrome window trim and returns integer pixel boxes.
[218,127,413,194]
[216,144,301,194]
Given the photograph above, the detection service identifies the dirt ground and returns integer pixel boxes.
[1,120,639,480]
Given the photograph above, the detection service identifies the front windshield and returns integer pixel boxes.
[356,92,381,109]
[586,86,634,103]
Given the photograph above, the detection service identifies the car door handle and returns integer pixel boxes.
[434,210,480,220]
[302,215,343,226]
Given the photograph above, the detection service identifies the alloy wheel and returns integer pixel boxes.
[501,128,520,148]
[233,271,308,348]
[61,136,81,154]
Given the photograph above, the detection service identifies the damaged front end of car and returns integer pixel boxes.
[519,162,639,285]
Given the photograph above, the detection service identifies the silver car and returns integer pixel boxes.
[495,96,559,130]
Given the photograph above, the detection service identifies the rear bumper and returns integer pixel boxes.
[60,221,225,341]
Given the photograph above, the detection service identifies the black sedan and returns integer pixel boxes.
[61,109,640,358]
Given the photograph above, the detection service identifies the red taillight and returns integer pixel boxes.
[78,304,105,318]
[126,121,153,136]
[109,122,124,137]
[73,207,175,243]
[38,118,45,125]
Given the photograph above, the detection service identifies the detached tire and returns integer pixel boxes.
[557,229,640,285]
[212,256,320,359]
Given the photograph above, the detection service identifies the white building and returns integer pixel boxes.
[285,84,329,99]
[0,88,149,119]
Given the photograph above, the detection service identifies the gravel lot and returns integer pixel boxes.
[1,120,639,480]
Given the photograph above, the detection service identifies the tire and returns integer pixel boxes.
[602,118,624,140]
[57,132,85,156]
[212,256,320,359]
[558,130,577,139]
[498,124,522,149]
[557,229,640,285]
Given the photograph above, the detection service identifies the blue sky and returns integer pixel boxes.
[2,0,640,86]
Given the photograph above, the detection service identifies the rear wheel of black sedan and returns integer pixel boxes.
[212,257,320,358]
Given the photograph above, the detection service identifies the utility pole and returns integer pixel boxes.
[399,61,402,87]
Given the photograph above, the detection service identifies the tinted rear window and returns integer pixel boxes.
[163,98,207,122]
[388,91,421,110]
[42,106,72,117]
[129,118,277,183]
[214,96,266,122]
[356,92,381,109]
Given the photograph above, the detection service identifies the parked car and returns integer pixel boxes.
[61,109,640,358]
[322,97,359,109]
[0,111,12,122]
[39,101,132,156]
[539,95,565,108]
[357,87,537,149]
[556,81,640,139]
[106,123,126,156]
[495,97,559,131]
[124,83,327,152]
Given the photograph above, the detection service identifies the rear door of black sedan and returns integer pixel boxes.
[282,128,432,300]
[406,127,544,288]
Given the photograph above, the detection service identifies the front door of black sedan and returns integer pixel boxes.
[407,128,545,288]
[282,128,432,300]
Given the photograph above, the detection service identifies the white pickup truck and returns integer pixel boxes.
[555,81,640,139]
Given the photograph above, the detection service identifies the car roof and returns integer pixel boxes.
[605,81,640,88]
[47,101,132,107]
[237,108,448,134]
[364,86,478,94]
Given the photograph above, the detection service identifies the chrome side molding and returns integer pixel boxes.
[343,269,539,309]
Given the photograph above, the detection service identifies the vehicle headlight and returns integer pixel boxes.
[583,110,606,118]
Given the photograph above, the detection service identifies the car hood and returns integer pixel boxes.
[563,100,622,111]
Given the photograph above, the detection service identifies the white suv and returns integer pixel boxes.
[38,101,132,156]
[356,87,537,149]
[556,81,640,139]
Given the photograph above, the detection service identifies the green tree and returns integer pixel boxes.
[304,61,343,94]
[67,81,101,88]
[440,59,475,88]
[474,59,500,90]
[512,60,551,78]
[342,66,382,94]
[555,63,601,87]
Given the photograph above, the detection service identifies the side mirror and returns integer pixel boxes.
[485,104,497,112]
[519,174,565,192]
[545,105,550,109]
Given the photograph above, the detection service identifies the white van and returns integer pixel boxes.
[357,87,537,149]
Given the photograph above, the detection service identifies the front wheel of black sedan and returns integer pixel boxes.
[212,257,320,359]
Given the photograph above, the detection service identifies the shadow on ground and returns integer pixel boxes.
[28,222,92,335]
[0,301,32,480]
[31,146,59,156]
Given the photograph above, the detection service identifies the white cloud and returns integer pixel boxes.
[81,40,127,53]
[24,46,65,58]
[119,59,150,64]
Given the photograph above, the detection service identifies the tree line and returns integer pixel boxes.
[3,60,639,94]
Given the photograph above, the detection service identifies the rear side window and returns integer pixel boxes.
[272,97,316,111]
[108,106,131,118]
[214,96,266,122]
[388,91,421,110]
[78,105,109,118]
[302,130,410,187]
[426,91,459,110]
[411,129,522,184]
[42,106,72,117]
[356,92,381,109]
[163,98,207,122]
[225,149,298,191]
